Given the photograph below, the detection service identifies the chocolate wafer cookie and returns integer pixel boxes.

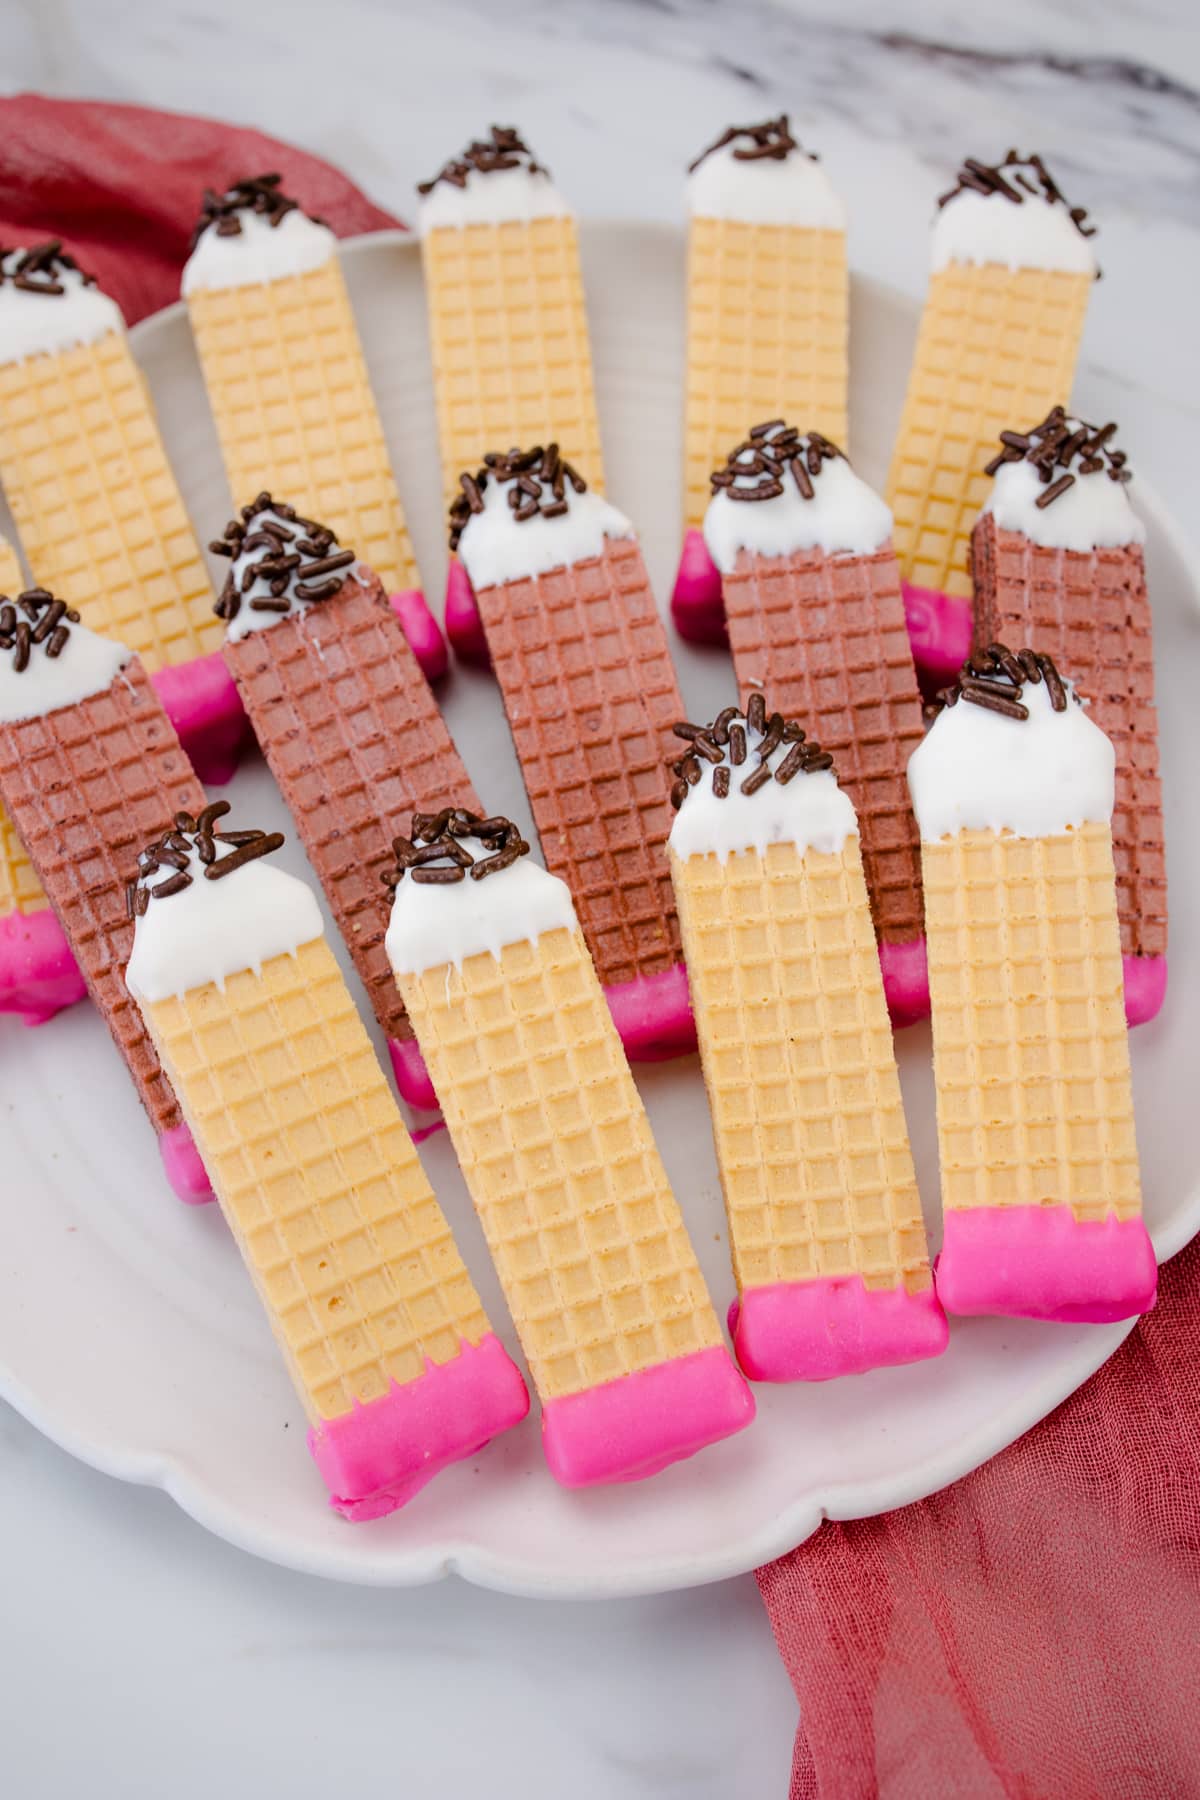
[212,495,481,1107]
[0,589,211,1199]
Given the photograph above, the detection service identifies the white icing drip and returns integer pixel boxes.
[385,840,577,977]
[182,206,337,294]
[669,724,857,863]
[219,504,364,642]
[703,439,893,573]
[419,164,572,231]
[125,844,325,1004]
[687,144,845,229]
[0,253,124,363]
[455,479,634,590]
[984,456,1145,552]
[0,615,131,725]
[932,188,1097,276]
[907,675,1114,841]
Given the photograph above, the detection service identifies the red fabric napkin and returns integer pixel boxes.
[0,93,400,324]
[758,1235,1200,1798]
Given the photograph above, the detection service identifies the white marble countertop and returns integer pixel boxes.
[3,1,1198,1793]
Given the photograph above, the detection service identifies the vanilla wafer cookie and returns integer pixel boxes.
[668,699,945,1379]
[703,424,928,1022]
[211,494,480,1108]
[126,811,527,1519]
[909,645,1155,1322]
[0,591,210,1200]
[673,117,848,643]
[386,809,754,1486]
[450,447,691,1059]
[183,178,444,682]
[0,242,242,781]
[972,410,1165,1025]
[0,539,86,1021]
[885,154,1098,682]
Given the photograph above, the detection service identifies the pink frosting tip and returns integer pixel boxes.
[308,1333,529,1520]
[936,1204,1158,1324]
[670,529,728,645]
[388,1035,439,1113]
[901,582,973,686]
[729,1276,948,1382]
[0,905,87,1024]
[541,1344,755,1488]
[606,961,696,1062]
[878,936,930,1027]
[388,589,449,683]
[1124,954,1166,1027]
[151,651,250,786]
[444,557,491,667]
[159,1121,215,1205]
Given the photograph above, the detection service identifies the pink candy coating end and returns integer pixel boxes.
[540,1343,755,1488]
[936,1204,1158,1324]
[670,530,728,645]
[606,961,696,1062]
[0,905,87,1024]
[878,936,930,1027]
[309,1332,529,1520]
[729,1276,948,1382]
[388,589,449,683]
[151,651,249,786]
[444,558,491,667]
[159,1121,215,1206]
[1124,954,1166,1027]
[901,582,973,686]
[388,1036,439,1113]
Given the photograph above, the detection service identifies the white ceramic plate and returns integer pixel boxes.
[0,226,1195,1598]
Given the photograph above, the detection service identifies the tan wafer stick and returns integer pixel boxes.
[884,153,1098,684]
[125,811,527,1518]
[908,644,1155,1322]
[668,698,946,1379]
[385,809,754,1485]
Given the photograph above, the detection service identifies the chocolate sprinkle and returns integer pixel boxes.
[0,240,97,297]
[710,422,844,504]
[418,126,550,197]
[384,808,531,888]
[669,699,837,808]
[984,405,1132,505]
[448,445,587,551]
[937,151,1097,246]
[131,802,287,909]
[211,493,354,622]
[688,115,811,174]
[933,643,1073,722]
[0,587,82,671]
[189,174,324,253]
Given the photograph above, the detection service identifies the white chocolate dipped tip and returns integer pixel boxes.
[0,247,123,363]
[183,204,336,295]
[0,598,131,725]
[213,498,362,642]
[125,829,324,1004]
[908,666,1114,843]
[931,153,1098,276]
[983,413,1144,551]
[687,122,844,228]
[702,426,892,573]
[386,835,575,977]
[417,127,571,231]
[453,461,633,591]
[669,708,857,864]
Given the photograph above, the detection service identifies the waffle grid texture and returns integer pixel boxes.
[923,821,1141,1222]
[400,927,723,1401]
[885,265,1091,599]
[422,217,603,504]
[685,218,848,530]
[475,537,684,989]
[145,936,492,1421]
[188,262,420,594]
[971,517,1166,960]
[0,534,48,915]
[0,659,205,1129]
[0,333,219,668]
[224,573,480,1043]
[673,839,932,1295]
[723,544,925,945]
